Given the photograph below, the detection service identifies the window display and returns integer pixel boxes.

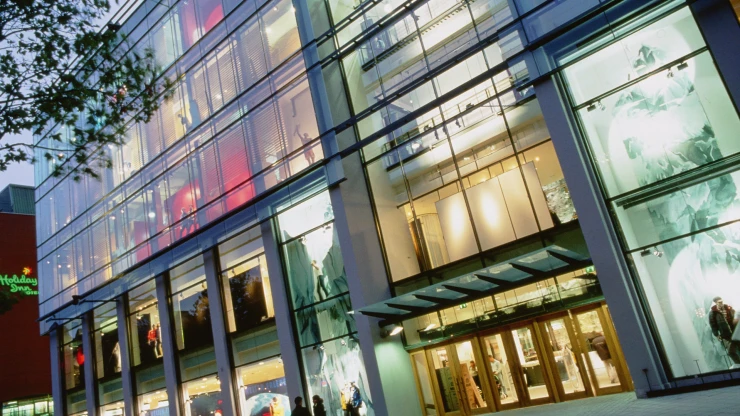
[61,321,85,391]
[129,281,164,367]
[93,303,121,379]
[182,375,223,416]
[235,357,290,416]
[277,193,374,416]
[563,6,740,378]
[136,364,169,416]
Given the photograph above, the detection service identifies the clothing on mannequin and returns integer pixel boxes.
[112,342,122,373]
[709,297,740,365]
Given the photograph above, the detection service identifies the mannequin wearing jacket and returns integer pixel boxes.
[709,297,740,364]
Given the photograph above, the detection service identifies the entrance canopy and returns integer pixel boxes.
[358,246,591,327]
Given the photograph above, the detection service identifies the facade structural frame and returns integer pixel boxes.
[534,77,670,396]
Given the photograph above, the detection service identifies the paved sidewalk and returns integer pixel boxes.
[481,385,740,416]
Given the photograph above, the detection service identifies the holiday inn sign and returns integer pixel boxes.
[0,267,38,295]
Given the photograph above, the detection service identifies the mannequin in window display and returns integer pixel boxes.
[269,396,285,416]
[156,323,163,357]
[604,31,740,374]
[708,297,740,365]
[75,344,85,386]
[111,342,122,373]
[340,383,350,416]
[349,382,363,416]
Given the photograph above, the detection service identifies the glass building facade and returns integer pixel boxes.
[38,0,740,415]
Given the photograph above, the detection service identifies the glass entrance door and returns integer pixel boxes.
[427,346,463,416]
[479,333,520,410]
[539,316,590,400]
[425,340,492,416]
[509,325,552,405]
[573,308,626,394]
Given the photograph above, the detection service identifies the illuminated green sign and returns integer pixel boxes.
[0,268,38,296]
[585,266,596,274]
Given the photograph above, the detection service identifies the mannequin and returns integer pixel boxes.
[112,342,122,373]
[709,296,740,365]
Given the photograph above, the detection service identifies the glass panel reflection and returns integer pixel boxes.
[429,347,460,413]
[511,327,549,401]
[542,319,585,394]
[576,311,620,389]
[482,334,518,405]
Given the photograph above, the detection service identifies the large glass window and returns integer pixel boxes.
[136,364,169,415]
[61,321,85,392]
[562,6,740,378]
[169,256,221,413]
[128,281,164,367]
[93,303,121,380]
[366,96,572,282]
[277,192,373,416]
[563,8,740,197]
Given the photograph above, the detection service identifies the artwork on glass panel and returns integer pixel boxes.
[303,338,373,416]
[242,378,290,416]
[603,43,740,375]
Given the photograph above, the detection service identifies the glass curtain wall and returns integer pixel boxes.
[561,7,740,377]
[366,95,573,282]
[61,321,87,415]
[168,256,222,414]
[36,0,322,317]
[216,226,289,416]
[276,191,373,416]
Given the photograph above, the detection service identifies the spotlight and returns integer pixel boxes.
[677,62,688,71]
[586,103,597,112]
[640,248,651,257]
[380,324,403,338]
[666,69,674,78]
[653,250,663,258]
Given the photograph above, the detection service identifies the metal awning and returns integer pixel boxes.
[359,245,591,327]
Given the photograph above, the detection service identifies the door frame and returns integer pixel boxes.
[422,336,495,416]
[570,304,630,395]
[410,302,632,415]
[475,329,525,411]
[536,312,594,401]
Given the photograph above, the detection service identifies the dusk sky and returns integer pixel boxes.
[0,132,34,190]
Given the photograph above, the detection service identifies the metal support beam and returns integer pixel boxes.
[509,263,545,277]
[260,220,305,403]
[442,284,483,296]
[202,247,238,416]
[81,311,97,416]
[49,327,65,416]
[385,302,427,313]
[116,294,135,416]
[156,273,183,416]
[474,273,514,287]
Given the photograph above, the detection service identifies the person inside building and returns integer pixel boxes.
[709,296,740,365]
[291,396,311,416]
[591,333,618,384]
[488,354,507,399]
